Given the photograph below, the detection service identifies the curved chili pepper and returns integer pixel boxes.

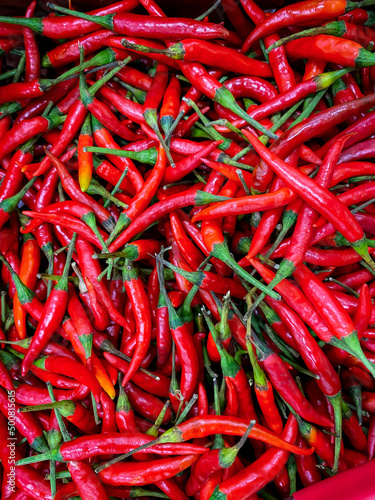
[294,434,322,487]
[125,381,172,424]
[242,0,368,52]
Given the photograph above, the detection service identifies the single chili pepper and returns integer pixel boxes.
[294,434,321,488]
[193,187,297,222]
[283,35,375,67]
[245,323,283,435]
[124,38,273,79]
[13,234,40,339]
[22,1,40,83]
[97,454,198,486]
[78,115,93,193]
[353,283,372,338]
[341,398,367,452]
[121,260,152,387]
[12,233,76,375]
[159,75,181,138]
[48,5,231,41]
[242,0,375,52]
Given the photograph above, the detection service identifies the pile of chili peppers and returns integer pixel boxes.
[2,0,375,498]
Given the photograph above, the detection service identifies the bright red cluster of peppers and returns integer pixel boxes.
[1,0,375,499]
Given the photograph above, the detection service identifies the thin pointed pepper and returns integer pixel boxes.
[160,75,181,138]
[121,260,152,387]
[13,234,40,339]
[245,309,283,435]
[122,38,273,78]
[19,233,77,375]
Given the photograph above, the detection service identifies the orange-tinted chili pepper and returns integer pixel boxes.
[13,234,40,339]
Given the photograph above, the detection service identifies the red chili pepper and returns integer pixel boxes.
[48,5,232,41]
[121,260,152,387]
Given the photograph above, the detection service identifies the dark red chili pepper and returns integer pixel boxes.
[48,5,232,41]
